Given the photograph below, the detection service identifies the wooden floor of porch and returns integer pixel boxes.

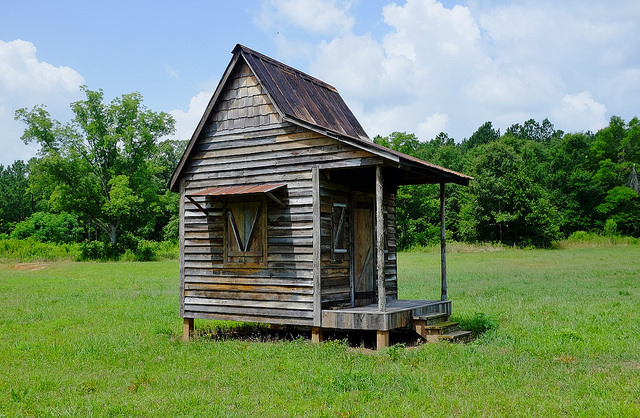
[321,299,452,332]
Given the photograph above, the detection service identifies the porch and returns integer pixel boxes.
[319,299,470,349]
[321,299,451,331]
[311,166,462,349]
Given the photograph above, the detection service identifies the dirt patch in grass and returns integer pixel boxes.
[12,263,49,271]
[624,361,640,370]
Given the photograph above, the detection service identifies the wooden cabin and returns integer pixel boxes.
[170,44,472,349]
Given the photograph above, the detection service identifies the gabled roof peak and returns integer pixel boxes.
[232,44,338,93]
[232,44,369,142]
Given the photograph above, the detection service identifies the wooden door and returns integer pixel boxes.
[352,194,375,306]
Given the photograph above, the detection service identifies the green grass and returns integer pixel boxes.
[1,246,639,416]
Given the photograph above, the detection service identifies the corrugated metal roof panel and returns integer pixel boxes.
[238,45,370,141]
[188,183,287,197]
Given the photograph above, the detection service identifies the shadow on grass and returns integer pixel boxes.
[195,322,489,350]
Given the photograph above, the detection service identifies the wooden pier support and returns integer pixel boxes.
[182,317,194,341]
[376,330,390,350]
[311,327,323,343]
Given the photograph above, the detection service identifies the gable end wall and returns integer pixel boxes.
[179,60,397,326]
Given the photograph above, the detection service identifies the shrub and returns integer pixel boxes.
[553,230,639,249]
[162,217,180,242]
[78,241,106,261]
[567,230,590,242]
[154,240,179,260]
[10,212,83,244]
[134,240,157,262]
[604,218,618,237]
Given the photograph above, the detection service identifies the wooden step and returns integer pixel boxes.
[424,329,472,343]
[421,321,460,334]
[420,320,458,330]
[413,317,459,339]
[412,313,449,325]
[438,330,473,343]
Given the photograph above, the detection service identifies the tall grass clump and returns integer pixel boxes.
[406,241,510,253]
[0,237,178,263]
[453,312,499,337]
[553,231,639,249]
[0,237,80,262]
[120,240,179,262]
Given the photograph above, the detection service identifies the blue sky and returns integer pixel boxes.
[1,0,639,166]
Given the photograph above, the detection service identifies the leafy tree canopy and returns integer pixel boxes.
[15,87,175,244]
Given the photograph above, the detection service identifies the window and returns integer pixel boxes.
[331,201,348,262]
[225,198,266,266]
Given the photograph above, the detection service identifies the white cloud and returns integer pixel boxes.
[0,39,83,94]
[0,39,85,166]
[552,92,607,133]
[262,0,640,141]
[418,112,449,139]
[309,0,487,139]
[164,65,179,80]
[255,0,355,36]
[170,91,212,141]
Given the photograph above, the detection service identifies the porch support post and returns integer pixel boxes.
[440,182,447,301]
[376,165,386,312]
[312,166,322,327]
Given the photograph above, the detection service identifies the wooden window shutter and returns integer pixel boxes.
[331,201,348,262]
[225,198,266,266]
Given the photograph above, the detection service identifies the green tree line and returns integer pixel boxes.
[1,88,639,255]
[375,117,640,248]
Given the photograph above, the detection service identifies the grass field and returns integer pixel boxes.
[1,246,639,416]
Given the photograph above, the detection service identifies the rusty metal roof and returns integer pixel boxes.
[188,184,286,197]
[169,45,472,191]
[237,45,369,141]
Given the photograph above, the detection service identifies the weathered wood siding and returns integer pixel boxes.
[179,59,396,326]
[383,193,398,300]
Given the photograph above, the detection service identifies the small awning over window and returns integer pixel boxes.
[188,184,286,197]
[187,184,287,212]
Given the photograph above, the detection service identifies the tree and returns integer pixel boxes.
[596,186,640,236]
[459,139,560,246]
[15,87,175,245]
[373,132,420,156]
[0,160,34,233]
[628,164,639,196]
[505,118,561,143]
[590,115,626,165]
[621,117,640,164]
[462,121,500,150]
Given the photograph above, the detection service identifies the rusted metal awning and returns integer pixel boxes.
[189,184,286,197]
[186,184,287,214]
